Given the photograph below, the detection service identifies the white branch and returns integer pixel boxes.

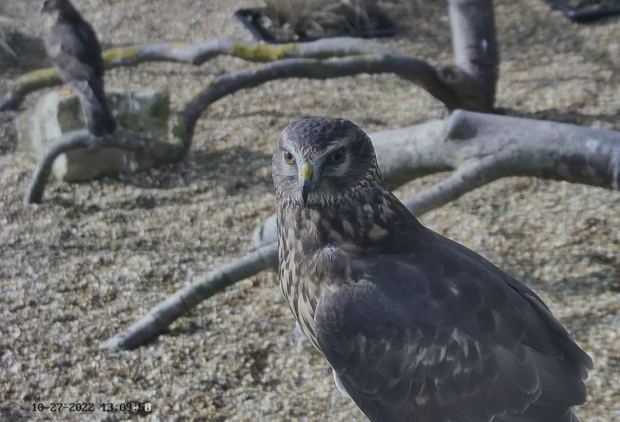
[1,37,384,111]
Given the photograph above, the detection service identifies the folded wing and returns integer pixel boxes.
[315,235,591,422]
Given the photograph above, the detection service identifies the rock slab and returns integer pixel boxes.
[16,88,170,182]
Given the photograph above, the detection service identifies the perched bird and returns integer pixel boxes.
[42,0,116,137]
[273,118,592,422]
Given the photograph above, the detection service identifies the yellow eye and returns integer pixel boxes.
[283,151,295,165]
[330,149,345,165]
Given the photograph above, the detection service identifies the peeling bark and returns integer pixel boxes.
[106,110,620,350]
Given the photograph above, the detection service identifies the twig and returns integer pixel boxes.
[402,161,500,215]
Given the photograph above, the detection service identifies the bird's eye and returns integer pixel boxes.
[330,149,345,165]
[283,151,295,165]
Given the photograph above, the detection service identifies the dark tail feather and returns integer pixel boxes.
[70,79,116,136]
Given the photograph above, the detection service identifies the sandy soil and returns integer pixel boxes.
[0,0,619,421]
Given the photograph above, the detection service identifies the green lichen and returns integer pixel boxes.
[103,46,140,63]
[149,94,170,121]
[175,317,192,328]
[57,95,84,132]
[17,67,60,91]
[352,55,376,63]
[230,43,298,62]
[171,115,187,146]
[190,92,203,104]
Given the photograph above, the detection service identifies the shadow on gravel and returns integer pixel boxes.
[39,146,272,213]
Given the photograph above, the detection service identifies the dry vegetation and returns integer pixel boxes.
[260,0,409,39]
[0,0,619,421]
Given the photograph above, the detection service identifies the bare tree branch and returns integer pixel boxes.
[106,110,620,350]
[173,54,464,150]
[102,243,278,351]
[0,37,383,111]
[449,0,499,111]
[402,161,500,215]
[23,128,184,204]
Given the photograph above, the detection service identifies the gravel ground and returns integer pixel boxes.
[1,0,619,421]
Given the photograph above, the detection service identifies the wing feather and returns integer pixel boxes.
[315,233,591,422]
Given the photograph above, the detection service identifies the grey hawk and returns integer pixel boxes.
[272,118,592,422]
[42,0,116,137]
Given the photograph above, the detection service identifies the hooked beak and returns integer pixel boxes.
[300,162,314,205]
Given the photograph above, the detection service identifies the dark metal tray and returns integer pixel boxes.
[234,7,401,44]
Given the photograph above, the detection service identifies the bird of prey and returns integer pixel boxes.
[42,0,116,137]
[273,118,592,422]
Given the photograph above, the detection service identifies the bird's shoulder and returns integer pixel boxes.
[45,18,103,70]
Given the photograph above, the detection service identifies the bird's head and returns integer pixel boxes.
[273,118,382,207]
[41,0,75,15]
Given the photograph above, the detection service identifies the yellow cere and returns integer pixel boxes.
[301,163,314,182]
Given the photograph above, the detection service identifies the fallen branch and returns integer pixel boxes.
[23,128,183,204]
[27,53,463,205]
[102,243,278,350]
[0,37,382,111]
[173,54,465,150]
[106,110,620,350]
